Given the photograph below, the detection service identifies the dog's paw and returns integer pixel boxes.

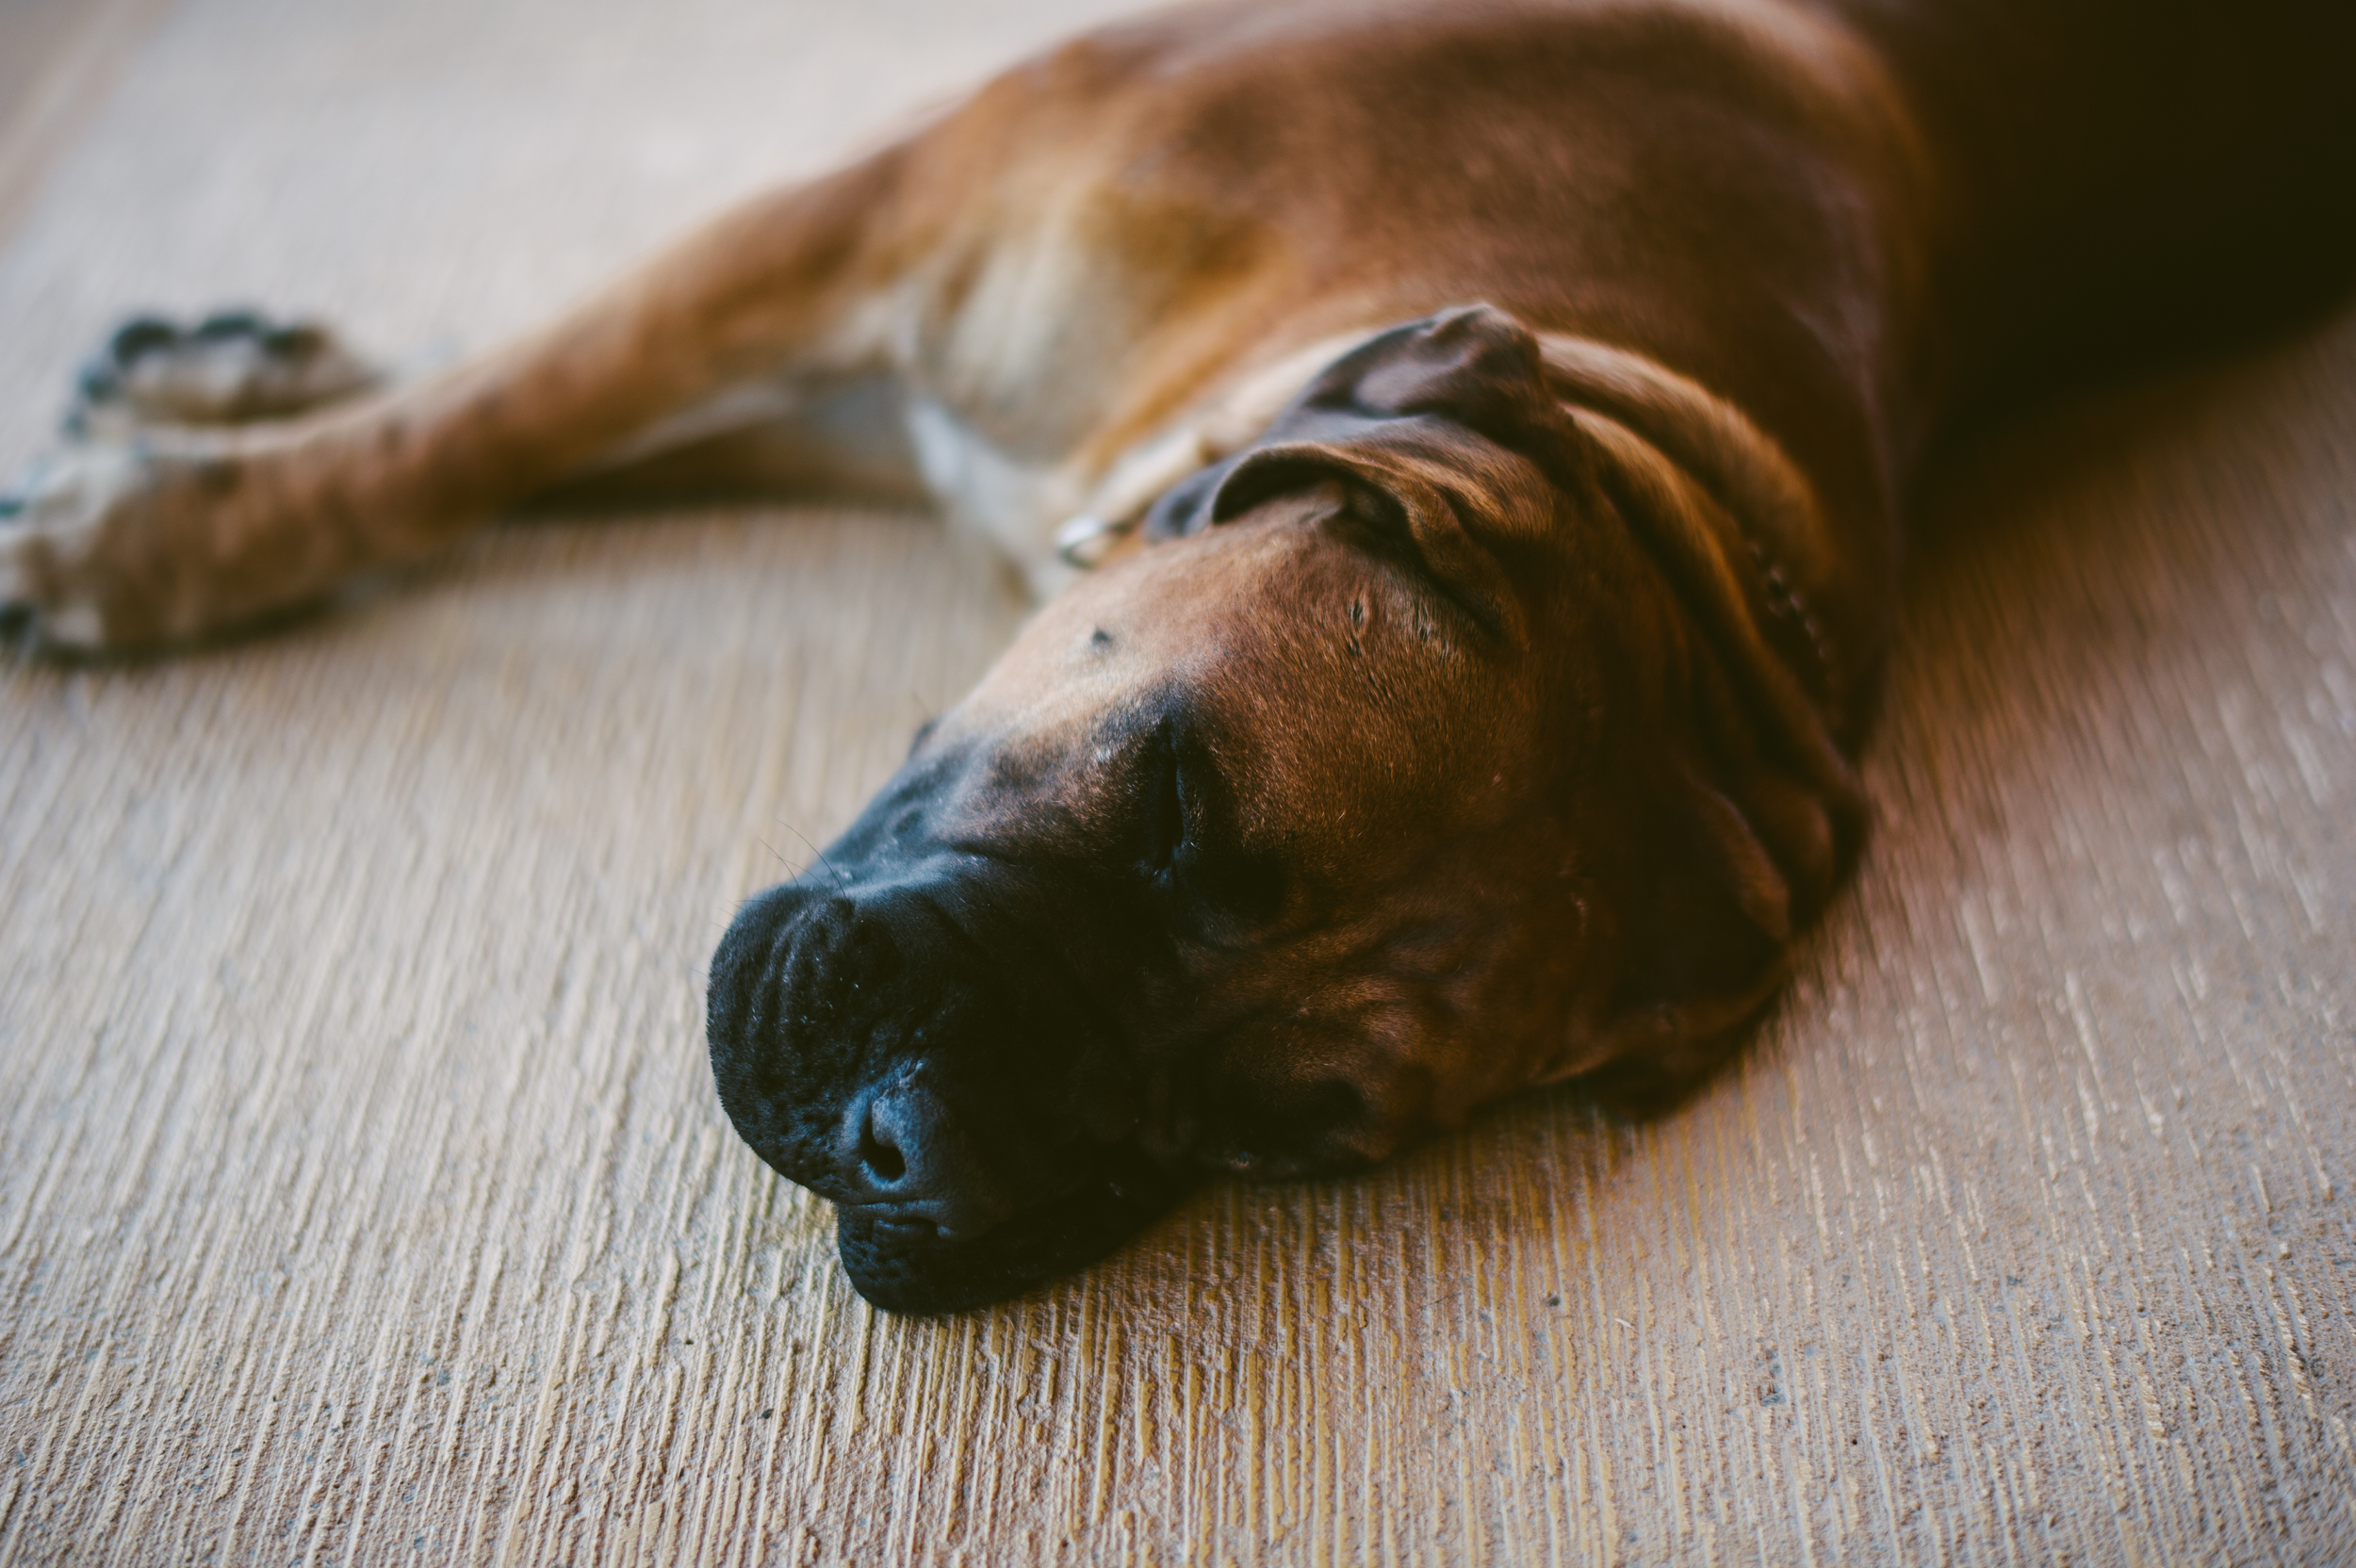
[0,441,231,652]
[66,309,379,439]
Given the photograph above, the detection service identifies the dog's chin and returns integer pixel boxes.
[832,1151,1195,1315]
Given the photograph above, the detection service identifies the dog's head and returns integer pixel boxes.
[707,306,1860,1311]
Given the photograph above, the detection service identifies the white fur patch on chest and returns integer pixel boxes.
[902,330,1380,600]
[902,396,1084,600]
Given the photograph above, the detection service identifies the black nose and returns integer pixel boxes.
[842,1079,1017,1239]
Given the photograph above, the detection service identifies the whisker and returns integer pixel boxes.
[774,815,853,888]
[754,836,802,875]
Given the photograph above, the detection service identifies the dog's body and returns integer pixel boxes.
[5,0,2352,1311]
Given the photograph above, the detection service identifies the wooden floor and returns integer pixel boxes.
[2,1,2352,1562]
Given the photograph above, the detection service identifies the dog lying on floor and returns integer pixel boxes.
[4,0,2351,1312]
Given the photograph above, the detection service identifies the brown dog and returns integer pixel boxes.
[4,0,2351,1311]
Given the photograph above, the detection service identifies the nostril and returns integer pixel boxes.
[859,1108,907,1184]
[843,1080,1015,1236]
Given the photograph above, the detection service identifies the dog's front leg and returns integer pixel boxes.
[1,149,924,653]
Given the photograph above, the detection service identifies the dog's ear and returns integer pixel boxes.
[1142,303,1580,547]
[1278,302,1566,442]
[1143,305,1582,643]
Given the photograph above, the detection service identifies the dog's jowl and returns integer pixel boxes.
[7,0,2353,1310]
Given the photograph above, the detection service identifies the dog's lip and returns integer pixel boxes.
[834,1143,1177,1247]
[842,1203,937,1234]
[830,1150,1201,1315]
[834,1152,1145,1234]
[829,1152,1023,1242]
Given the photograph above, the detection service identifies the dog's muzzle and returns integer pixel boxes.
[705,865,1189,1313]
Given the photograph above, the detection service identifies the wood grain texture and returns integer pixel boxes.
[2,0,2351,1561]
[0,0,175,247]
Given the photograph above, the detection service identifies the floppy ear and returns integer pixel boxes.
[1142,305,1583,644]
[1142,303,1580,544]
[1287,302,1568,437]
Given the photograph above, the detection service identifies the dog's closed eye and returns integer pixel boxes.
[1141,730,1187,877]
[1132,722,1286,934]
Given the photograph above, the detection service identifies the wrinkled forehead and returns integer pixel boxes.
[935,505,1526,824]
